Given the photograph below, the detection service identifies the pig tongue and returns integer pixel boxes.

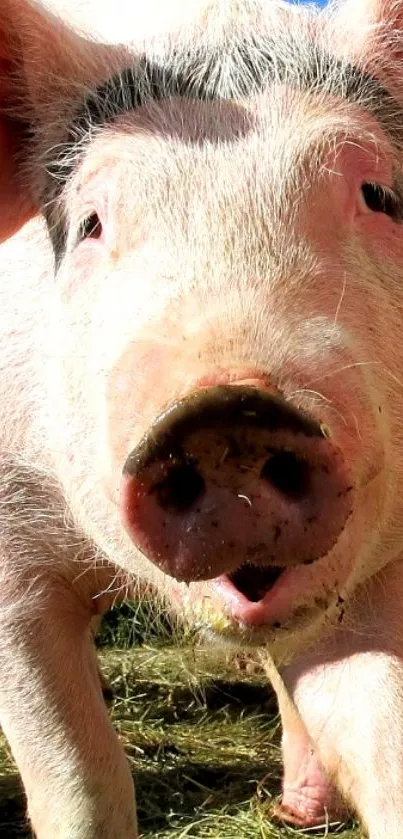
[227,562,284,602]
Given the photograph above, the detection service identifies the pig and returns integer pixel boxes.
[1,0,403,836]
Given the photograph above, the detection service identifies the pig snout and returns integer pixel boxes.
[121,386,353,583]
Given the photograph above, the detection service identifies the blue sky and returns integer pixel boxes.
[288,0,328,4]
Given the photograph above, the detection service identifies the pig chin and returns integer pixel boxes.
[159,511,368,653]
[170,544,348,641]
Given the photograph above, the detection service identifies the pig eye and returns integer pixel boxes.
[77,212,103,242]
[360,183,402,220]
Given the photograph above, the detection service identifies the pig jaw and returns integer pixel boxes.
[162,430,382,648]
[122,410,383,652]
[161,479,378,658]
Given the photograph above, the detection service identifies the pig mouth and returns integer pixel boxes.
[226,562,284,602]
[211,560,330,630]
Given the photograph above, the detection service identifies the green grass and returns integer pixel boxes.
[0,600,363,838]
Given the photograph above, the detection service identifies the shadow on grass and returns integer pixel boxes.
[135,756,281,832]
[0,774,29,839]
[0,761,355,839]
[0,758,278,838]
[186,680,276,712]
[115,677,277,725]
[119,677,283,834]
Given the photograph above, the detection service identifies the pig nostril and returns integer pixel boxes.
[152,463,205,512]
[260,451,309,500]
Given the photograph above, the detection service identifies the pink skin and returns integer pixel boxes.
[266,655,349,829]
[2,1,403,837]
[275,724,347,828]
[276,559,403,837]
[0,547,137,839]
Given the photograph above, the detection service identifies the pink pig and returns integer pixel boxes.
[1,0,403,835]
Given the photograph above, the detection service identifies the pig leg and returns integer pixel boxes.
[279,559,403,839]
[265,658,348,828]
[0,560,137,839]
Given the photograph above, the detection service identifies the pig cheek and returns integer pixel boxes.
[359,219,403,264]
[103,309,215,506]
[104,340,178,504]
[58,251,170,501]
[58,243,112,304]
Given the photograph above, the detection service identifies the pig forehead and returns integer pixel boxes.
[76,93,361,206]
[44,34,403,261]
[70,90,395,234]
[58,35,402,155]
[64,100,371,286]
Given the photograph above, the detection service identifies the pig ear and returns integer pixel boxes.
[0,0,111,243]
[0,13,32,242]
[335,0,403,84]
[338,0,403,30]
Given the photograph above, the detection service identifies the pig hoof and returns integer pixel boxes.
[271,791,349,829]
